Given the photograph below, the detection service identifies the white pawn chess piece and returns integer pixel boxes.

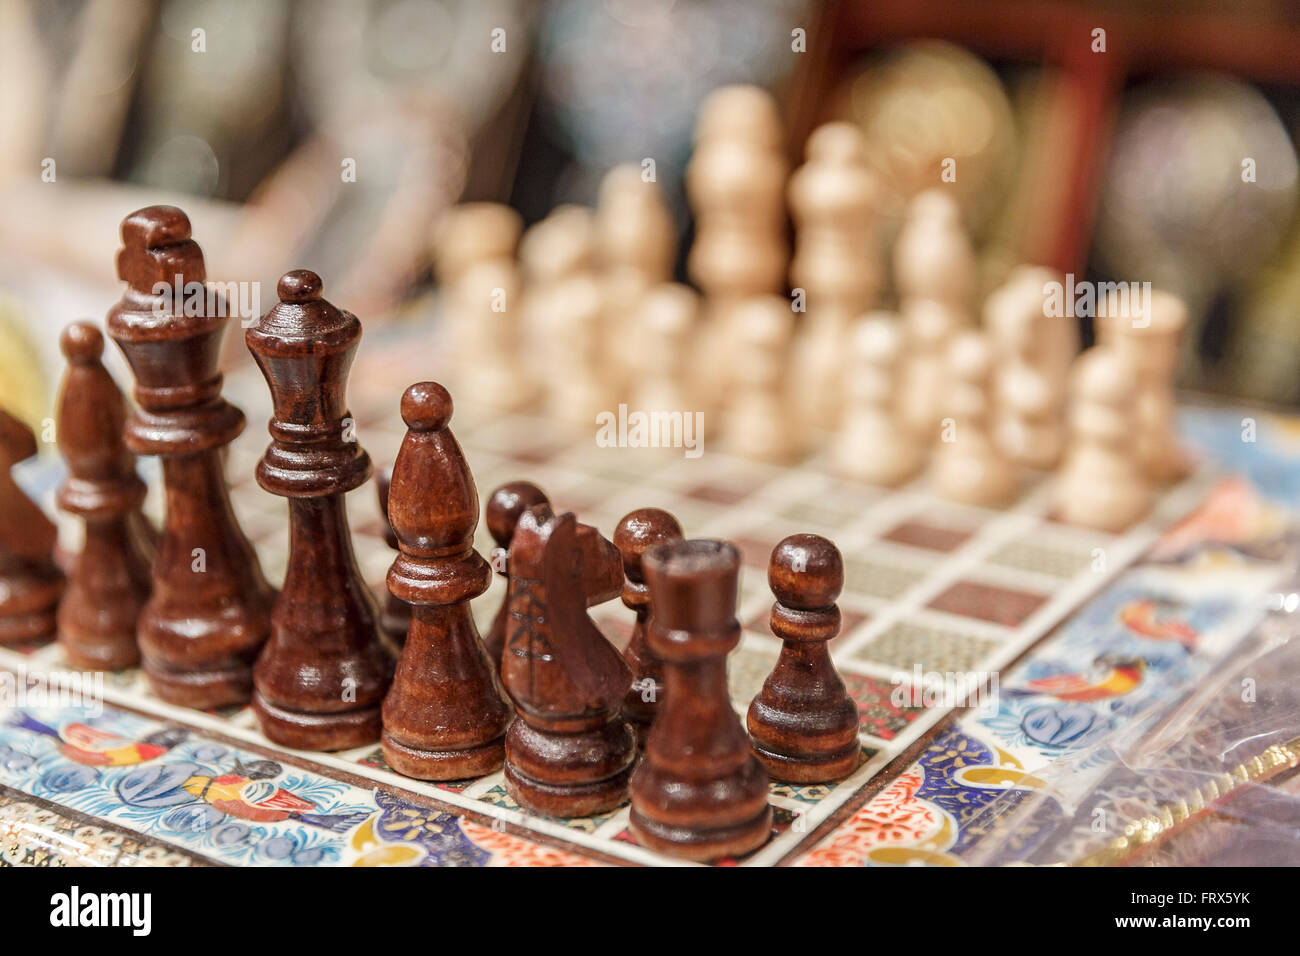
[451,259,533,410]
[1096,288,1189,485]
[629,283,697,416]
[931,330,1017,506]
[1054,347,1152,531]
[832,314,923,486]
[724,296,797,463]
[899,298,961,437]
[894,189,975,310]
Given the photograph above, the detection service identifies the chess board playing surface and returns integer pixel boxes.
[0,329,1240,868]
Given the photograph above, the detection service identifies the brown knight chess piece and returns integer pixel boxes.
[630,539,772,861]
[55,322,154,670]
[381,382,512,778]
[0,410,63,646]
[107,205,273,707]
[501,505,636,817]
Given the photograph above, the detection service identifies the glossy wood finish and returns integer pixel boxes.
[0,410,63,645]
[54,322,154,670]
[747,534,860,782]
[247,270,393,750]
[483,480,549,671]
[374,468,411,645]
[630,539,771,861]
[381,382,511,779]
[107,205,273,707]
[501,506,635,817]
[613,508,684,738]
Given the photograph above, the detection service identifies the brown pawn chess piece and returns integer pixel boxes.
[501,505,635,817]
[483,481,549,671]
[747,534,860,783]
[0,410,63,645]
[107,205,273,708]
[382,382,512,779]
[374,468,410,645]
[630,539,771,861]
[247,270,393,750]
[613,508,684,738]
[54,323,154,670]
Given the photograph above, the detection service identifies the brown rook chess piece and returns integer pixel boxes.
[502,505,636,817]
[381,382,512,778]
[374,468,411,645]
[55,322,154,670]
[0,410,63,645]
[107,205,273,707]
[747,534,859,783]
[630,539,771,861]
[613,508,684,738]
[483,480,549,670]
[247,270,393,749]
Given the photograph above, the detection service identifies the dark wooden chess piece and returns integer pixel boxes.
[613,508,683,738]
[747,534,860,783]
[483,480,549,670]
[247,270,394,750]
[107,205,273,707]
[374,467,410,645]
[630,539,771,861]
[55,322,154,670]
[382,382,512,778]
[0,410,63,645]
[501,505,636,817]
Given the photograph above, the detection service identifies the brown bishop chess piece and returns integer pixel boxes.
[613,508,684,739]
[107,205,273,707]
[483,480,550,671]
[381,382,512,779]
[374,468,411,646]
[55,322,154,670]
[747,534,860,783]
[501,505,636,817]
[247,270,393,750]
[0,410,63,645]
[630,539,771,861]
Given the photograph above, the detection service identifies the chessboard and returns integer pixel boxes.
[0,325,1225,868]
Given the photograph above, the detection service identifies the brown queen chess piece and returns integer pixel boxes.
[747,534,860,783]
[247,270,393,750]
[54,322,154,670]
[613,508,684,739]
[107,205,273,707]
[501,505,636,817]
[0,410,63,646]
[630,539,772,861]
[381,382,512,778]
[483,480,550,671]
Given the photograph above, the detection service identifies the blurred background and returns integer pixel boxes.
[3,0,1300,428]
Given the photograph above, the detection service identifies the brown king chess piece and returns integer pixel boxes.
[501,505,636,817]
[374,468,411,645]
[630,539,771,861]
[55,322,154,670]
[483,480,549,670]
[747,534,860,783]
[381,382,512,778]
[247,270,394,750]
[107,205,273,707]
[613,508,684,739]
[0,410,63,645]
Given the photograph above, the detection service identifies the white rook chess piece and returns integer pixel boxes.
[1054,346,1152,531]
[724,296,797,463]
[832,313,922,486]
[931,330,1017,506]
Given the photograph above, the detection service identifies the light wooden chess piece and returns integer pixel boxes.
[724,296,797,463]
[788,122,882,433]
[931,330,1017,506]
[832,313,923,486]
[1096,288,1189,485]
[1055,347,1153,531]
[986,265,1078,469]
[686,85,789,421]
[629,283,698,416]
[899,298,962,437]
